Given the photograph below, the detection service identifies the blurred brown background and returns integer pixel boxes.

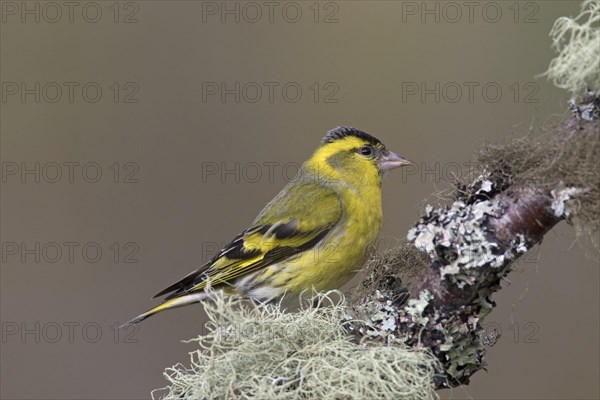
[1,1,598,399]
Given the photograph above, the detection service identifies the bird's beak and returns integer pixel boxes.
[378,150,413,172]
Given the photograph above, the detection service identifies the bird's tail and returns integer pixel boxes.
[120,292,208,328]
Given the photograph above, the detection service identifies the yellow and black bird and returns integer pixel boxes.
[124,127,411,325]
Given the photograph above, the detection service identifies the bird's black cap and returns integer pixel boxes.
[321,126,383,147]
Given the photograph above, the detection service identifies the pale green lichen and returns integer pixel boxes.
[551,186,589,217]
[541,0,600,95]
[152,289,439,400]
[409,175,524,289]
[405,290,433,326]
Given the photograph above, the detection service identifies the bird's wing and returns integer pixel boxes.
[153,181,342,300]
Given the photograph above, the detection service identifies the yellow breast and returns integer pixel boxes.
[275,182,383,293]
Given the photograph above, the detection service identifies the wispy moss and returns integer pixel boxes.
[153,289,439,400]
[541,0,600,95]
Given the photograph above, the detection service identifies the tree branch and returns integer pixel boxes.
[348,93,599,389]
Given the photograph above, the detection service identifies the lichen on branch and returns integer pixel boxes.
[541,0,600,96]
[349,96,599,388]
[152,289,439,400]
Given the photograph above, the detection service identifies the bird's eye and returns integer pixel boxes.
[359,146,373,156]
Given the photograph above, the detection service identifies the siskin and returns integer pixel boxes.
[124,127,411,325]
